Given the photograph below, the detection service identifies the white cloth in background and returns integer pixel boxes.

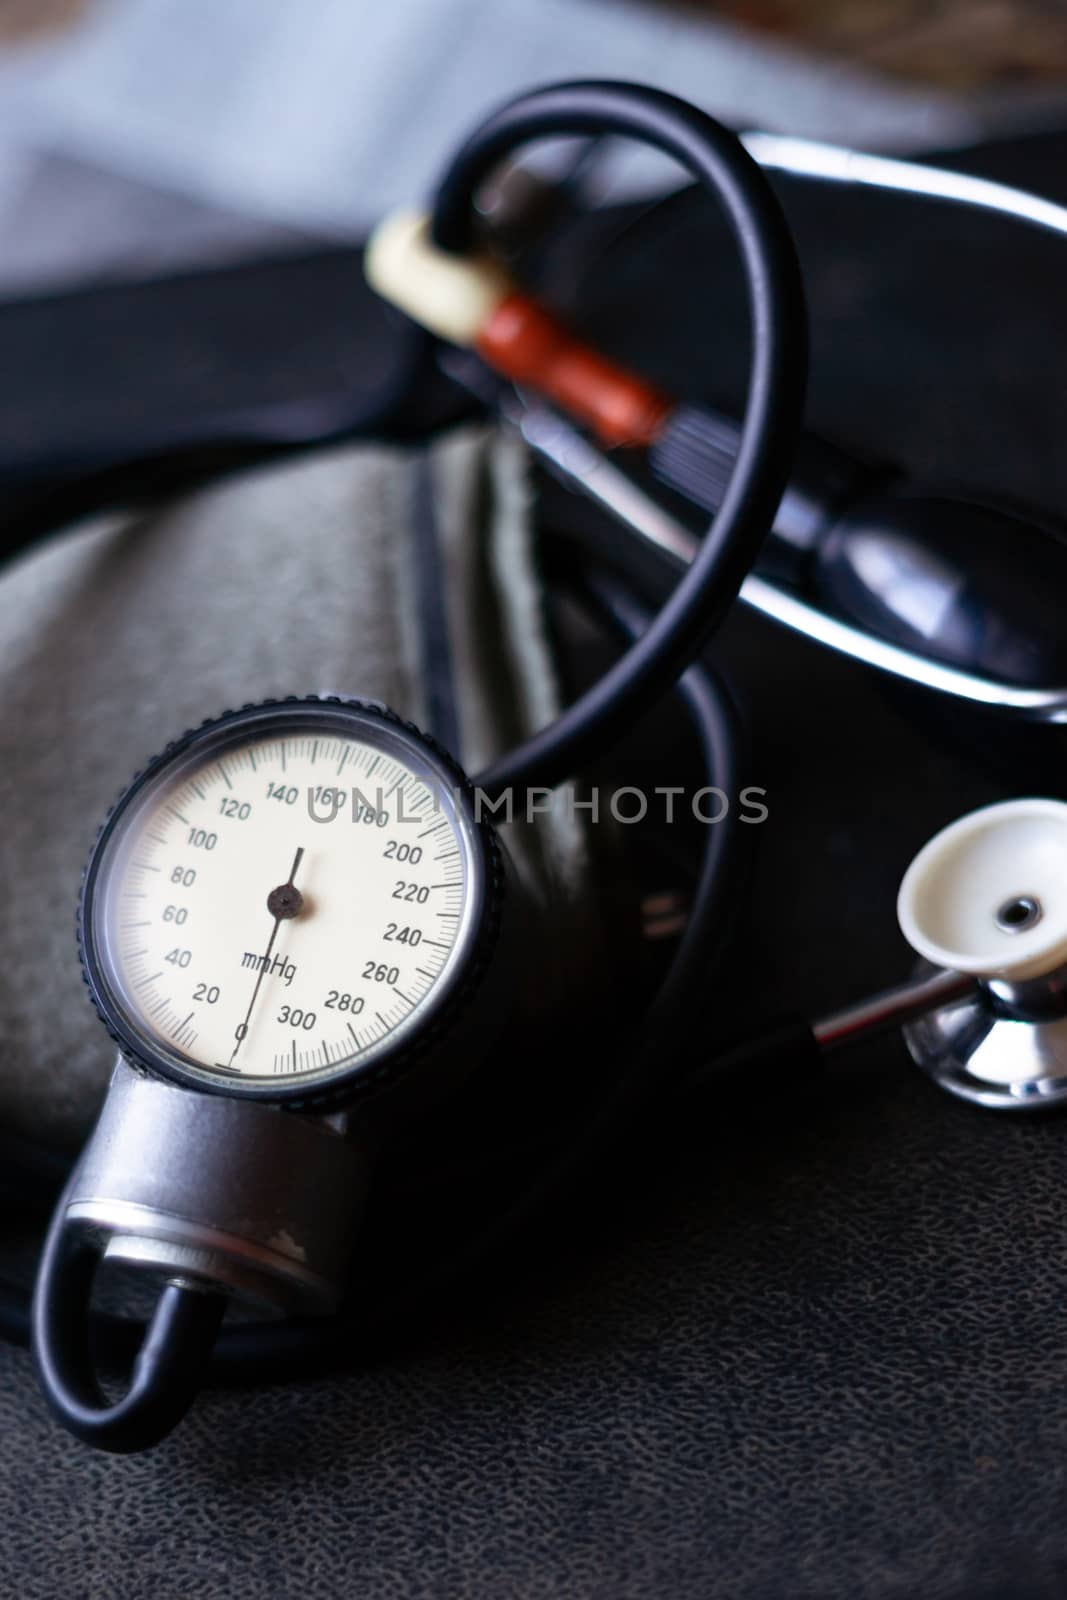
[0,0,1022,296]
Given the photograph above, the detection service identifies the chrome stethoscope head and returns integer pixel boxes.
[812,799,1067,1112]
[896,800,1067,1111]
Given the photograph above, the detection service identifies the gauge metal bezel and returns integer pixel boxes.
[78,697,500,1109]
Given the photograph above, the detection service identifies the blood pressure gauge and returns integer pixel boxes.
[34,698,513,1451]
[79,697,499,1106]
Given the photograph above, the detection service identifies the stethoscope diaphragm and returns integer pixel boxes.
[897,799,1067,1108]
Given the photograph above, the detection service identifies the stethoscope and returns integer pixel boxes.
[12,78,1067,1455]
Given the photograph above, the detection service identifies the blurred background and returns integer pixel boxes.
[1,0,1066,297]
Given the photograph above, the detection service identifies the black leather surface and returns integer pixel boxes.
[4,132,1067,1599]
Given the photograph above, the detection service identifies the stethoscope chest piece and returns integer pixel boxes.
[898,799,1067,1110]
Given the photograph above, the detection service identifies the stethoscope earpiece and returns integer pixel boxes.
[896,800,1067,1109]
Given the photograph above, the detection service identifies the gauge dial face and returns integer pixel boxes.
[81,702,489,1100]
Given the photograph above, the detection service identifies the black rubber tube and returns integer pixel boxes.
[31,1174,225,1453]
[431,81,807,797]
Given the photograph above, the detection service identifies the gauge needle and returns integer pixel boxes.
[229,846,305,1064]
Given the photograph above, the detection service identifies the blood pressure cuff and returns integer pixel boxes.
[0,425,610,1147]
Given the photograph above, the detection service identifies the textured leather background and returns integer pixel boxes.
[2,133,1067,1599]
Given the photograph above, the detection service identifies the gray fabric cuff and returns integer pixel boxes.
[0,425,608,1145]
